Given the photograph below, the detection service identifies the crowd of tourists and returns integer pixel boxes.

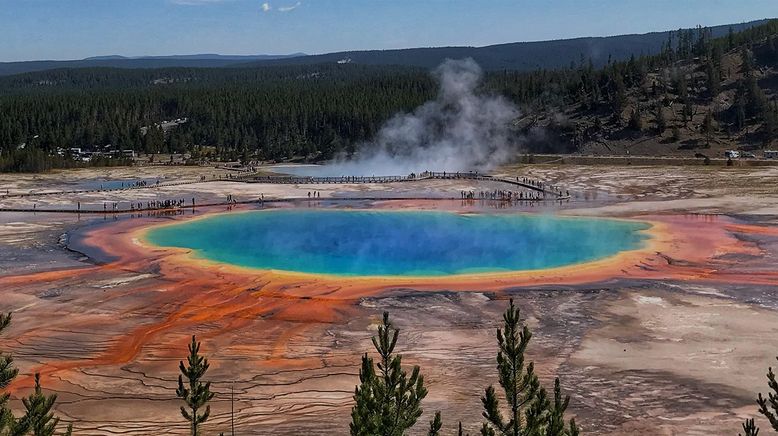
[461,190,549,201]
[127,198,195,211]
[97,179,159,191]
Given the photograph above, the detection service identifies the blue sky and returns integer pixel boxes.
[0,0,776,62]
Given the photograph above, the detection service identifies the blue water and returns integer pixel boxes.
[145,210,650,276]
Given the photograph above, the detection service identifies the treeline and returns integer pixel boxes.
[1,20,778,172]
[0,64,436,170]
[0,148,130,173]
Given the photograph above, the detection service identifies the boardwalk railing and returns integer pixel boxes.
[244,175,414,184]
[237,171,565,197]
[0,193,570,215]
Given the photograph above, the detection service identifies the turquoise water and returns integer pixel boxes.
[145,210,651,276]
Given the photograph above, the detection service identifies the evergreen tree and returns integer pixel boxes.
[480,298,544,436]
[738,355,778,435]
[671,127,682,143]
[755,357,778,432]
[763,105,778,142]
[143,126,165,154]
[609,72,627,115]
[655,104,667,134]
[706,62,721,98]
[0,313,20,435]
[546,379,579,436]
[703,110,717,146]
[428,412,443,436]
[628,108,644,132]
[19,373,72,436]
[740,418,759,436]
[742,76,769,121]
[675,74,689,102]
[480,300,578,436]
[736,95,748,131]
[682,100,695,126]
[350,312,431,436]
[176,335,215,436]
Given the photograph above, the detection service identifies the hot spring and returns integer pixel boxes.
[145,210,651,276]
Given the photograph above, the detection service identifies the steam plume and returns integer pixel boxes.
[311,58,520,176]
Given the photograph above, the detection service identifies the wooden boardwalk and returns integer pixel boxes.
[238,171,565,196]
[0,170,570,214]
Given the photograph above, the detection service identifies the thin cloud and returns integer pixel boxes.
[261,2,272,12]
[278,1,301,12]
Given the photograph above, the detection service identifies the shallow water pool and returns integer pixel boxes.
[145,209,650,276]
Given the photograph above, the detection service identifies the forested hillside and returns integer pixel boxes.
[514,19,778,156]
[0,65,436,171]
[1,20,778,172]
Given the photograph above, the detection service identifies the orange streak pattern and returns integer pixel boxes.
[3,206,778,391]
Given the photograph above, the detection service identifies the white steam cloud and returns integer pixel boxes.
[310,58,520,176]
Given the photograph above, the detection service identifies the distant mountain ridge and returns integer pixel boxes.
[242,20,770,71]
[0,19,770,76]
[84,53,307,61]
[0,53,305,76]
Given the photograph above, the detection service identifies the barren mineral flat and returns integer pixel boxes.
[2,164,778,435]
